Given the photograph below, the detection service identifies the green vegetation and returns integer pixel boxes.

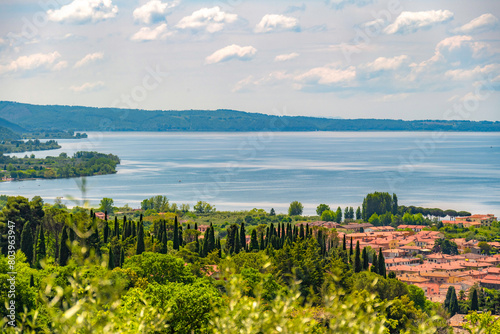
[0,151,120,181]
[0,139,60,154]
[0,127,20,141]
[22,130,87,139]
[1,101,500,132]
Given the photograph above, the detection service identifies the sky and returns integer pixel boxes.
[0,0,499,120]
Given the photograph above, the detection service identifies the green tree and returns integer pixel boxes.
[392,193,398,214]
[462,311,500,334]
[249,229,259,251]
[321,210,335,222]
[194,201,215,214]
[378,248,386,278]
[240,222,246,252]
[269,208,275,216]
[471,288,479,311]
[173,216,179,250]
[362,247,369,271]
[108,248,115,269]
[20,221,34,265]
[35,224,46,268]
[316,204,330,216]
[354,241,362,273]
[478,241,492,255]
[356,207,361,220]
[336,207,342,223]
[136,222,145,255]
[99,197,114,214]
[288,201,303,216]
[362,192,393,220]
[59,226,70,266]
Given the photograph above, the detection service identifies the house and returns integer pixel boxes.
[442,220,463,228]
[365,226,395,232]
[397,224,425,232]
[338,223,374,233]
[95,212,106,220]
[480,275,500,289]
[448,314,467,334]
[456,214,497,227]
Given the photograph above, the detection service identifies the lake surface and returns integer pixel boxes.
[2,131,499,216]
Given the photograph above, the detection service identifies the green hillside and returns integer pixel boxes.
[0,101,499,132]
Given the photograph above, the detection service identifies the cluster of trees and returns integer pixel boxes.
[0,151,119,180]
[444,285,500,317]
[0,139,60,154]
[398,206,471,219]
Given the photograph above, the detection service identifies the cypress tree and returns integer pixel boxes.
[35,224,46,268]
[194,222,198,230]
[471,289,479,311]
[202,229,209,257]
[132,222,136,238]
[59,226,70,266]
[349,237,353,262]
[250,229,259,251]
[378,248,386,278]
[299,224,305,239]
[362,247,369,270]
[161,231,168,254]
[209,224,215,252]
[342,234,346,251]
[259,232,264,251]
[234,228,241,254]
[240,222,246,252]
[173,216,179,250]
[108,248,115,269]
[29,274,35,287]
[103,217,109,244]
[136,222,145,255]
[371,253,378,274]
[120,247,125,267]
[195,236,200,255]
[306,223,310,238]
[114,217,120,237]
[217,236,222,258]
[354,241,362,273]
[178,226,183,247]
[450,289,459,316]
[20,221,34,265]
[445,286,455,312]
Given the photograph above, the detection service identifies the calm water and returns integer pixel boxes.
[2,131,499,216]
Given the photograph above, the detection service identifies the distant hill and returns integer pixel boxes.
[0,101,499,132]
[0,126,20,140]
[0,116,25,133]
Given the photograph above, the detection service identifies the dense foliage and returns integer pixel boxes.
[0,140,60,154]
[0,151,120,180]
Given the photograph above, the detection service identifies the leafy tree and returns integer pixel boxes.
[433,238,458,255]
[321,210,335,222]
[108,248,115,270]
[269,208,275,216]
[288,201,303,216]
[194,201,215,214]
[362,192,393,220]
[371,253,378,274]
[356,207,361,220]
[99,198,114,214]
[335,207,342,223]
[462,311,500,334]
[316,204,330,216]
[478,241,492,255]
[392,193,398,214]
[362,247,369,271]
[173,216,179,250]
[348,207,354,220]
[240,222,246,252]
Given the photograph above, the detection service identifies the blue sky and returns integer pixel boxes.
[0,0,499,120]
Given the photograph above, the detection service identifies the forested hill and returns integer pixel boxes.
[1,101,499,132]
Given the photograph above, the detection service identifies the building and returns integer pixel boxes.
[95,212,106,220]
[456,214,497,227]
[397,225,425,232]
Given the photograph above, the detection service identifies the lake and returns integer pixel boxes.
[2,131,499,216]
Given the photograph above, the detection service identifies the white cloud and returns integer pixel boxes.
[176,7,237,33]
[70,81,105,93]
[445,64,500,81]
[436,35,491,61]
[255,14,300,33]
[375,93,409,102]
[47,0,118,24]
[232,71,292,92]
[205,44,257,64]
[295,64,356,85]
[131,23,172,42]
[133,0,177,25]
[362,55,409,72]
[453,13,499,34]
[384,10,454,35]
[274,52,299,62]
[0,52,63,74]
[327,0,373,10]
[74,52,104,68]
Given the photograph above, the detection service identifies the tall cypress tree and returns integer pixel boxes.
[173,216,179,250]
[178,226,183,247]
[342,234,346,251]
[371,253,378,274]
[209,224,215,252]
[240,222,246,252]
[161,231,168,254]
[114,217,120,237]
[250,229,259,251]
[306,223,310,238]
[103,217,109,244]
[108,248,115,269]
[362,247,369,271]
[35,224,46,268]
[378,248,386,278]
[120,247,125,267]
[299,224,305,239]
[259,232,264,251]
[349,237,353,262]
[136,222,145,255]
[59,226,70,266]
[20,221,34,265]
[354,241,362,273]
[234,228,241,254]
[217,236,222,258]
[29,274,35,287]
[450,289,459,316]
[471,289,479,311]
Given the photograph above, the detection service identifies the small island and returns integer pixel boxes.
[0,151,120,181]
